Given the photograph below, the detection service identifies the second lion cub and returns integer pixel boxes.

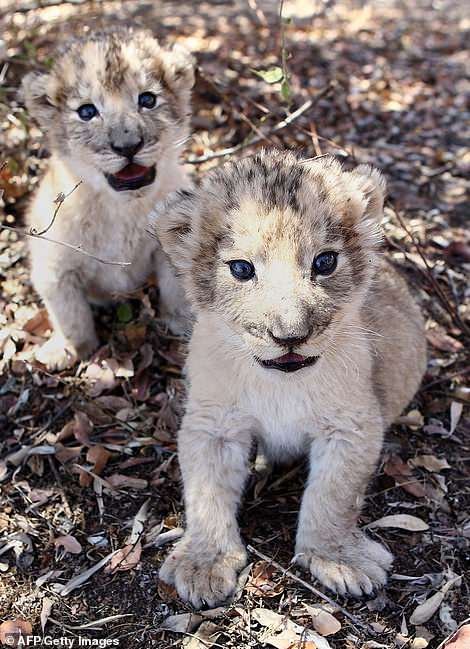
[151,150,426,606]
[23,28,194,370]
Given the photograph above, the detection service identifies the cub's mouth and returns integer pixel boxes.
[106,163,156,192]
[258,352,319,373]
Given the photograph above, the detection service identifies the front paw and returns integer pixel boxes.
[159,537,246,608]
[35,334,98,371]
[35,336,78,371]
[295,532,393,598]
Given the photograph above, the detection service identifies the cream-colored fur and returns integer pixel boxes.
[150,150,427,606]
[23,28,194,370]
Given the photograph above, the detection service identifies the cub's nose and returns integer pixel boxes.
[111,138,144,160]
[268,330,312,348]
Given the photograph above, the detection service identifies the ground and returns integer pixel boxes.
[0,1,469,648]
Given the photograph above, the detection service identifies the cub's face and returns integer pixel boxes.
[23,29,194,197]
[153,151,385,373]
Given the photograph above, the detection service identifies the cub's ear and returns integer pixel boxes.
[148,189,198,274]
[349,164,387,221]
[21,71,57,127]
[162,44,195,91]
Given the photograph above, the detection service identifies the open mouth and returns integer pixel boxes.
[258,352,320,373]
[106,163,156,192]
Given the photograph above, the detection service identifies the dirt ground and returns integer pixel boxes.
[0,1,469,648]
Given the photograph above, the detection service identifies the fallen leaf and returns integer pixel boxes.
[86,445,111,476]
[107,474,148,490]
[410,455,451,473]
[57,549,119,596]
[159,613,203,634]
[73,411,93,445]
[367,514,429,532]
[105,542,142,573]
[426,330,463,353]
[396,409,424,429]
[40,597,53,632]
[252,608,331,649]
[444,625,470,649]
[410,591,445,625]
[23,309,51,336]
[54,535,83,555]
[383,455,427,498]
[182,621,220,649]
[303,604,341,636]
[449,402,463,434]
[0,619,33,647]
[245,560,284,598]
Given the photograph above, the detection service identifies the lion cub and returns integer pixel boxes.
[23,28,194,370]
[150,150,427,607]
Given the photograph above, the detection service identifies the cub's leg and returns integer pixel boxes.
[154,248,193,337]
[295,426,393,597]
[159,405,254,607]
[34,272,98,371]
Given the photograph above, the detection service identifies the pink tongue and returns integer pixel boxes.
[275,353,305,364]
[114,163,149,180]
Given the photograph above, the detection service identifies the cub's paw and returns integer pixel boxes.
[159,539,246,608]
[295,533,393,598]
[35,336,78,371]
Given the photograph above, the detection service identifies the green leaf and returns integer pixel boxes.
[281,78,291,101]
[252,66,284,84]
[116,302,133,323]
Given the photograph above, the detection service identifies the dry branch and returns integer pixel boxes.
[247,544,378,637]
[188,84,334,164]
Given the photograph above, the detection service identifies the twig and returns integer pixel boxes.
[247,544,377,636]
[30,181,82,236]
[0,223,131,266]
[388,203,470,338]
[188,85,333,164]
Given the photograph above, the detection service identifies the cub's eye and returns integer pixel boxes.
[312,251,338,276]
[77,104,98,121]
[228,260,255,281]
[138,92,157,109]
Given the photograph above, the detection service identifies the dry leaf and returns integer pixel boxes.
[245,560,284,598]
[303,604,341,636]
[252,608,331,649]
[54,534,83,555]
[0,619,33,647]
[40,597,53,632]
[107,474,148,490]
[410,455,450,473]
[396,409,424,429]
[58,549,119,596]
[383,455,427,498]
[87,445,111,475]
[444,625,470,649]
[159,613,203,634]
[367,514,429,532]
[426,330,463,353]
[449,402,463,434]
[73,411,93,445]
[410,591,445,625]
[106,541,142,573]
[182,621,220,649]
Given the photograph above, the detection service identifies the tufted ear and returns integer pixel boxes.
[349,164,387,222]
[21,71,58,127]
[148,189,198,275]
[162,44,195,91]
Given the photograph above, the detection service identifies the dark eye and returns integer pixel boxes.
[138,92,157,109]
[77,104,98,121]
[312,251,338,276]
[228,260,255,281]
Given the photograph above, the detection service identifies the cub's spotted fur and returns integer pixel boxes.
[23,28,194,370]
[150,150,427,606]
